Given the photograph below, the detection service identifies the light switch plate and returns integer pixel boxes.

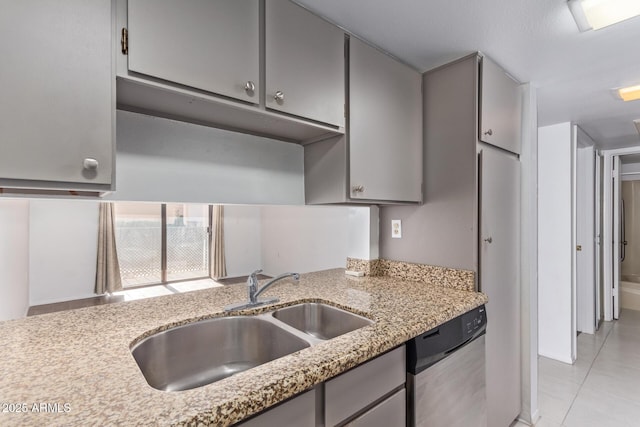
[391,219,402,238]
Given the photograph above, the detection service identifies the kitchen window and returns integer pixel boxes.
[114,202,212,288]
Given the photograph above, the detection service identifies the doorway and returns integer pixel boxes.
[619,162,640,312]
[602,149,640,320]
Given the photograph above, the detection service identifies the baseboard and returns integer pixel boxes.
[538,350,574,365]
[516,407,540,426]
[531,409,540,424]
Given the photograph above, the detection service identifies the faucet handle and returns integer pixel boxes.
[249,269,263,278]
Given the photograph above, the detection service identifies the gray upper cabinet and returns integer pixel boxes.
[304,37,422,205]
[479,56,521,154]
[265,0,345,127]
[127,0,259,104]
[0,0,113,192]
[348,37,422,203]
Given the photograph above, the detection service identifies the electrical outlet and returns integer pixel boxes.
[391,219,402,238]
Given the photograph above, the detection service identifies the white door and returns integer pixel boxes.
[613,156,621,319]
[479,147,521,427]
[576,146,596,334]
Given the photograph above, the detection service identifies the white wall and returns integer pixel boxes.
[0,200,30,320]
[260,206,365,275]
[106,111,304,205]
[223,205,262,278]
[23,202,366,304]
[520,83,539,424]
[29,200,99,306]
[347,206,379,260]
[538,122,575,364]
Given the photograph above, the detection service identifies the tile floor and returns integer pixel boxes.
[514,309,640,427]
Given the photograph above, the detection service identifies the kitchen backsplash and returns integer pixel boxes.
[346,258,475,292]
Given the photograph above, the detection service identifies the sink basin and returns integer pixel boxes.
[131,316,310,391]
[272,303,373,340]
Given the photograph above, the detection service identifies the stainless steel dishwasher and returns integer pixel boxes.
[406,305,487,427]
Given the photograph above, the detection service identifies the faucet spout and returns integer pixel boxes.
[253,272,300,302]
[224,270,300,312]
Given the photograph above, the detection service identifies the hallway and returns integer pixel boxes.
[528,309,640,426]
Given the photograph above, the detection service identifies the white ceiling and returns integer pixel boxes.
[296,0,640,149]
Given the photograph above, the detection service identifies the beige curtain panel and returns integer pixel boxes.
[95,203,123,294]
[211,205,227,279]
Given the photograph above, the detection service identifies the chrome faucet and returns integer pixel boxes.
[224,269,300,312]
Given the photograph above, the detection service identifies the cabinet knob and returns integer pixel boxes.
[484,129,493,136]
[352,185,365,193]
[274,91,285,103]
[484,237,493,244]
[244,81,255,95]
[83,158,99,170]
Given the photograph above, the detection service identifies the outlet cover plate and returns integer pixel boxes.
[391,220,402,238]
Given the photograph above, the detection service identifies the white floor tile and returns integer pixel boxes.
[564,386,640,427]
[532,417,564,427]
[536,311,640,427]
[537,390,573,424]
[581,358,640,402]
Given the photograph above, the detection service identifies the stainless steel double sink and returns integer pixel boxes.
[131,302,373,392]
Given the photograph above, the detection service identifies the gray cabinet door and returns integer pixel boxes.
[0,0,113,187]
[128,0,259,103]
[237,389,315,427]
[479,147,521,427]
[349,37,422,203]
[325,345,405,426]
[265,0,345,127]
[479,57,521,154]
[345,389,406,427]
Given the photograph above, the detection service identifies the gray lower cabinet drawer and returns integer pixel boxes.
[345,388,406,427]
[325,345,406,426]
[237,389,315,427]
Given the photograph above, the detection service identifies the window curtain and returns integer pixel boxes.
[95,203,123,294]
[211,205,227,279]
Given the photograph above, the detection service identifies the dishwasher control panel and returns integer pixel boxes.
[406,305,486,374]
[462,305,486,337]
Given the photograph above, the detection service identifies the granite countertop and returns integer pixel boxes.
[0,268,487,426]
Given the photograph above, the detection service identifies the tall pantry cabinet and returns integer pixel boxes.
[382,53,522,427]
[432,54,522,427]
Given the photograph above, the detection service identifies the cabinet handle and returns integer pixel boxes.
[484,129,493,136]
[484,237,493,244]
[274,91,285,103]
[352,185,364,193]
[244,81,255,95]
[83,158,99,170]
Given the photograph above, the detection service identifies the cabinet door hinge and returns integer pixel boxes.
[121,28,128,55]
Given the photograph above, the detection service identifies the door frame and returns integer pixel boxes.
[601,146,640,320]
[595,153,602,327]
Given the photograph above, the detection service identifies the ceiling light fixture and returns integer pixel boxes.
[568,0,640,31]
[617,85,640,102]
